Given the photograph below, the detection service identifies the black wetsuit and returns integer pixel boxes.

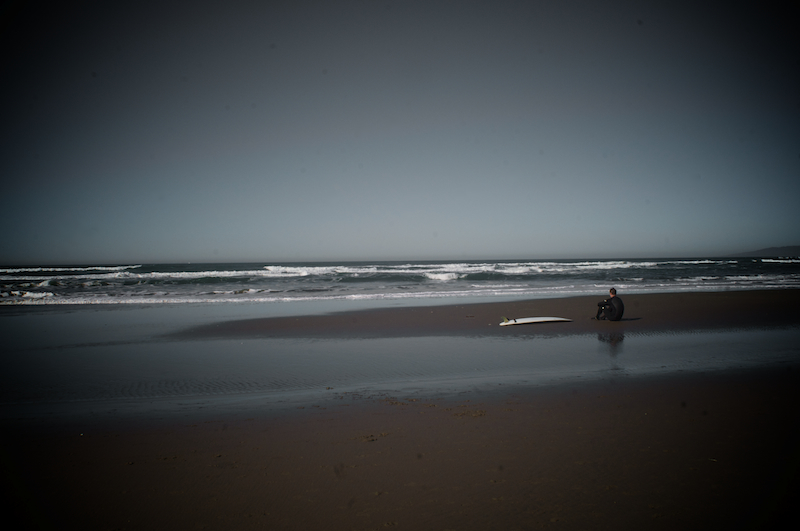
[596,296,624,321]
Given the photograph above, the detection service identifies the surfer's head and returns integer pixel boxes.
[609,288,617,296]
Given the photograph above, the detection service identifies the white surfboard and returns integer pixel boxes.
[500,316,572,326]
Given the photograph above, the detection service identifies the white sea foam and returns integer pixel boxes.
[23,291,54,298]
[0,290,54,299]
[424,272,461,281]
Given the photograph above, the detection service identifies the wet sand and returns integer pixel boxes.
[4,290,800,530]
[6,369,799,531]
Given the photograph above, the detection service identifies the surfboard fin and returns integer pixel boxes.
[501,316,509,323]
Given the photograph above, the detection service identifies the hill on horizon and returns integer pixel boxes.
[736,246,800,257]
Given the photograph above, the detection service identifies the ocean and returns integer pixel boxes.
[2,257,800,306]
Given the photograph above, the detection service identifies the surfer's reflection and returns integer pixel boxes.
[598,332,625,372]
[597,332,625,355]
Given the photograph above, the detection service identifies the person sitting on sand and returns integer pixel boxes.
[596,288,624,321]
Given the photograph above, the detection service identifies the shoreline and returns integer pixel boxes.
[2,290,798,416]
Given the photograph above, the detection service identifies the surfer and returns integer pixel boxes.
[595,288,624,321]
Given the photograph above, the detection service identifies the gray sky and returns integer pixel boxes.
[2,0,798,264]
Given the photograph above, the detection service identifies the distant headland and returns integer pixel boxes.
[735,246,800,257]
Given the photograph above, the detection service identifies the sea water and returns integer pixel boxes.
[2,257,800,306]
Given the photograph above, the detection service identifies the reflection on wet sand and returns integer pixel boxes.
[598,332,625,351]
[598,332,625,372]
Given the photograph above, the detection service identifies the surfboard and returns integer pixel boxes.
[500,316,572,326]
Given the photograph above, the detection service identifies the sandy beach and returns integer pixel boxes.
[3,290,800,530]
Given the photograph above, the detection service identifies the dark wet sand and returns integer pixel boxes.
[4,290,800,530]
[174,290,800,339]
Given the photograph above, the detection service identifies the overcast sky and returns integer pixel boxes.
[2,0,798,264]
